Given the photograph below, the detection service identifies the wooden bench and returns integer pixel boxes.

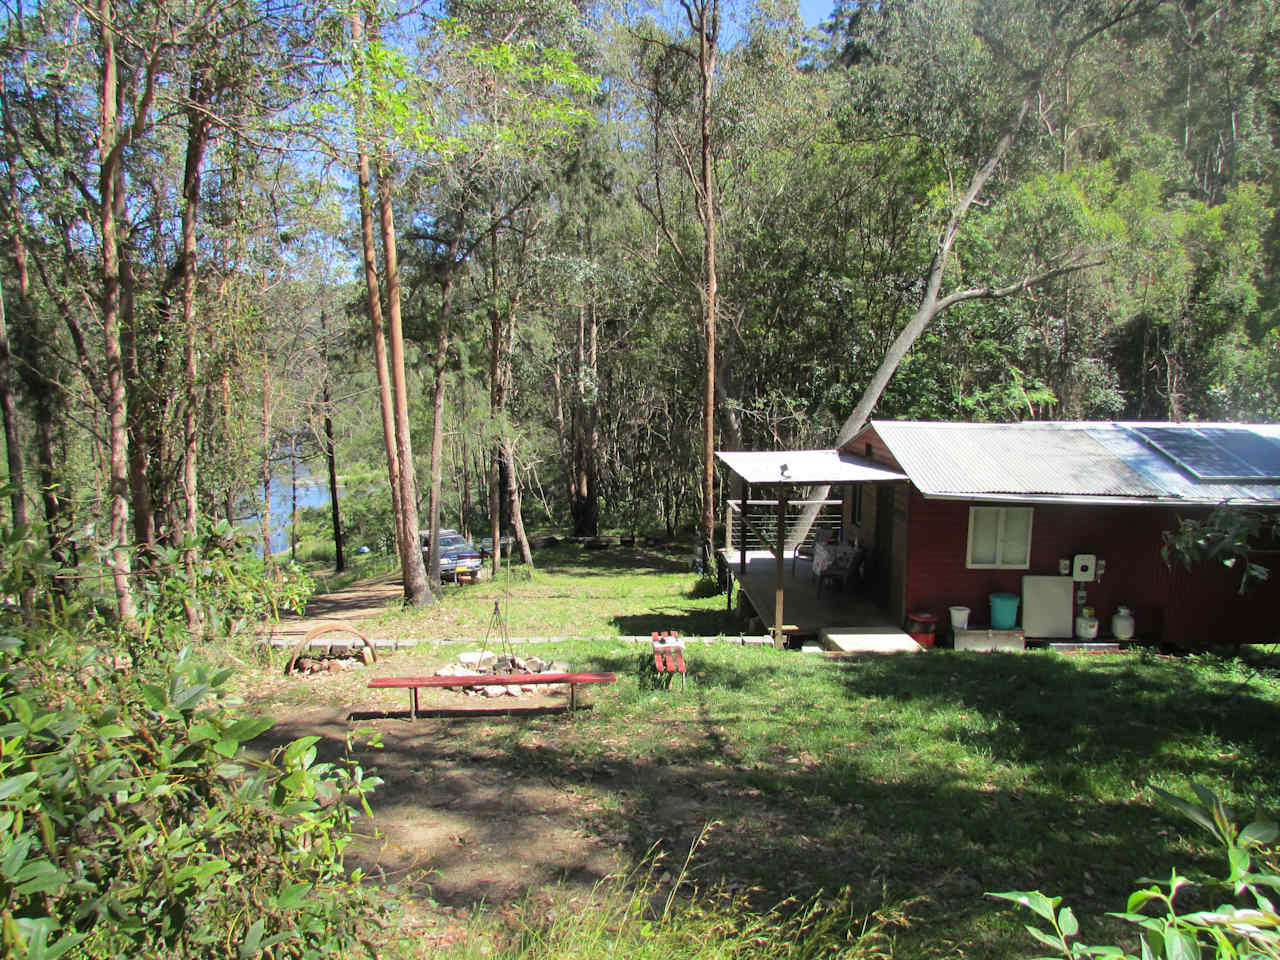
[651,631,686,690]
[368,671,617,718]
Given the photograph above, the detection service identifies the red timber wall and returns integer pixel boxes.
[851,428,1280,648]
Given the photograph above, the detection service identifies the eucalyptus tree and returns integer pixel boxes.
[336,2,437,602]
[628,0,725,562]
[391,0,595,572]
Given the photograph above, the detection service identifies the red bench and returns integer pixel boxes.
[368,671,616,718]
[651,631,686,690]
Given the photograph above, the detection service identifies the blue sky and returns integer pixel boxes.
[797,0,832,27]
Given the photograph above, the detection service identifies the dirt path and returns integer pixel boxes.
[267,572,406,644]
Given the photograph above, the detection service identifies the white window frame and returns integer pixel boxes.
[965,506,1034,569]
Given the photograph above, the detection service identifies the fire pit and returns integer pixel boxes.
[435,651,571,697]
[285,623,376,675]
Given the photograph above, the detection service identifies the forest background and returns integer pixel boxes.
[0,0,1277,618]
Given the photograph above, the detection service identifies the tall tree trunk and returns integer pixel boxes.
[97,0,138,627]
[570,302,599,536]
[682,0,720,564]
[289,439,298,564]
[427,268,456,587]
[488,223,503,579]
[0,282,25,528]
[6,188,71,578]
[503,438,533,565]
[320,311,344,572]
[376,166,431,605]
[489,307,502,579]
[180,78,211,633]
[260,360,277,578]
[120,198,154,549]
[350,11,410,587]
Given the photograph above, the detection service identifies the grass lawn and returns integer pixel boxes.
[363,541,736,640]
[242,543,1280,959]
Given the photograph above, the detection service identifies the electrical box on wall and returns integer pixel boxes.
[1072,553,1097,582]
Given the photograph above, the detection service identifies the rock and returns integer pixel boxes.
[459,651,497,670]
[482,685,505,698]
[325,660,343,673]
[525,656,547,673]
[548,661,570,673]
[521,685,537,693]
[505,685,523,696]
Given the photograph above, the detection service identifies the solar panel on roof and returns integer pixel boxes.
[1199,428,1280,477]
[1132,425,1280,481]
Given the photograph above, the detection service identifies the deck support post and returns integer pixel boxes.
[774,491,787,648]
[739,484,747,577]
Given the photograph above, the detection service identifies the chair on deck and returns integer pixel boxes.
[817,543,869,595]
[792,540,816,576]
[794,530,839,578]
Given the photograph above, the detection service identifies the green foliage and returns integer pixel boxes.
[0,631,384,959]
[1162,507,1280,596]
[990,785,1279,959]
[0,516,313,665]
[137,520,314,648]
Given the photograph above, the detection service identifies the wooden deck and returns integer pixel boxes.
[720,548,898,638]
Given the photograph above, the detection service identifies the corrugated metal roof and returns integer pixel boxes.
[863,421,1280,504]
[716,449,908,487]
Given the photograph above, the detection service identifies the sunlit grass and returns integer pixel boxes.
[370,542,737,640]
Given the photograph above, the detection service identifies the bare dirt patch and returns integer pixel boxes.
[253,701,626,912]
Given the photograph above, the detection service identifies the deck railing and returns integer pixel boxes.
[725,499,844,555]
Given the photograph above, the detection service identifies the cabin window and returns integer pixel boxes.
[966,506,1033,569]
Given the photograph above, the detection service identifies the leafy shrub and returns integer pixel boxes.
[133,520,315,649]
[991,785,1279,959]
[0,632,384,959]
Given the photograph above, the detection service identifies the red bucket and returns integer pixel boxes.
[905,611,938,648]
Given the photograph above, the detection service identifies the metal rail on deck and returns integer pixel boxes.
[725,499,844,553]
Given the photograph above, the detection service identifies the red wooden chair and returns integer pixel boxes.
[651,631,686,690]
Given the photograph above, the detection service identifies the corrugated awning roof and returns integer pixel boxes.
[716,448,908,487]
[861,420,1280,504]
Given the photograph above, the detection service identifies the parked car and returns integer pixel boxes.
[419,529,481,581]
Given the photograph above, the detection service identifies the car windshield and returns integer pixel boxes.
[439,535,467,550]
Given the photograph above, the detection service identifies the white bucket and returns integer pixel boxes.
[949,606,970,630]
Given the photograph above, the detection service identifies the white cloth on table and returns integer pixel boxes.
[813,542,857,579]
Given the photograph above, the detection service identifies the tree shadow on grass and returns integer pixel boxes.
[610,609,741,638]
[531,544,692,577]
[829,651,1280,797]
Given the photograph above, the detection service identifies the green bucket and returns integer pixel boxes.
[989,593,1020,629]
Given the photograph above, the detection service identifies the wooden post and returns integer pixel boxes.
[774,490,786,648]
[739,484,748,576]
